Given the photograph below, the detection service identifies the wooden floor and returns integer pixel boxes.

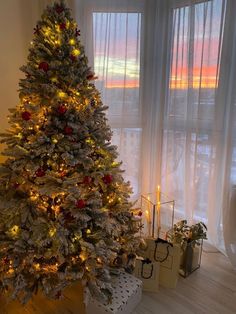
[132,250,236,314]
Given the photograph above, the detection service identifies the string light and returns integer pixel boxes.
[34,263,40,270]
[86,229,91,234]
[51,77,58,83]
[58,91,66,98]
[7,269,14,275]
[10,225,19,237]
[49,228,56,237]
[72,48,80,56]
[79,253,86,262]
[97,257,102,263]
[69,39,75,45]
[54,39,61,45]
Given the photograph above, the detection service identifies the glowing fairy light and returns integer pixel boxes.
[10,225,19,237]
[72,48,80,56]
[49,228,56,237]
[69,38,75,45]
[58,91,66,98]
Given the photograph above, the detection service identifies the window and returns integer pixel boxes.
[161,0,226,221]
[93,11,142,197]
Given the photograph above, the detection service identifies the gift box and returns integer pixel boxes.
[134,257,160,293]
[140,237,181,288]
[0,281,85,314]
[87,272,142,314]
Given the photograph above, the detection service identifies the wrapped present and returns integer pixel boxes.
[134,257,160,292]
[87,272,142,314]
[139,237,181,288]
[0,281,85,314]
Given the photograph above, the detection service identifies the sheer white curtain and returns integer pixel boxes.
[75,0,144,199]
[220,0,236,268]
[161,0,228,250]
[76,0,236,262]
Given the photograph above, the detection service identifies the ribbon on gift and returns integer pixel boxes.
[141,258,154,279]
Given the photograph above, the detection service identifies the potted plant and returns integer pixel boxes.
[167,220,207,277]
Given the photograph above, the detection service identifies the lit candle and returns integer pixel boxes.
[146,195,151,236]
[156,186,161,237]
[156,185,161,204]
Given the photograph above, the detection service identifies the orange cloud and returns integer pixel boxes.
[170,65,218,89]
[105,79,139,89]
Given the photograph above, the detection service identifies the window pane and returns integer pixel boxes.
[93,12,142,197]
[112,128,142,197]
[93,12,141,119]
[163,0,226,222]
[168,0,224,121]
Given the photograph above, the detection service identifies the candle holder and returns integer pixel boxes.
[138,193,175,241]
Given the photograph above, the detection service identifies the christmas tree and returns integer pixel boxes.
[0,1,141,304]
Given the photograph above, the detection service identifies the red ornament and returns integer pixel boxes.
[86,72,95,80]
[21,111,31,121]
[138,211,143,217]
[38,61,49,72]
[55,5,64,14]
[59,23,66,30]
[57,104,67,115]
[76,199,86,209]
[34,25,40,35]
[3,257,10,265]
[64,126,73,135]
[75,28,80,37]
[83,176,92,184]
[103,174,113,184]
[60,170,67,178]
[70,55,77,62]
[35,168,46,177]
[13,182,20,189]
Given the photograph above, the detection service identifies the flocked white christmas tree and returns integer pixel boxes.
[0,1,141,304]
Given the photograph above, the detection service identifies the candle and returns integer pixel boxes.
[157,201,161,237]
[146,195,151,236]
[156,185,161,204]
[156,186,161,237]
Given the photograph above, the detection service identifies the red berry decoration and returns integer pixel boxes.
[57,104,67,115]
[76,199,86,209]
[86,72,95,80]
[21,111,31,121]
[70,55,77,62]
[35,168,46,177]
[83,176,92,184]
[38,61,49,72]
[55,4,64,14]
[34,25,40,35]
[75,28,80,37]
[59,23,66,30]
[13,182,20,189]
[103,174,113,184]
[64,126,73,135]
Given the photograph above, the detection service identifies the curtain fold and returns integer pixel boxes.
[220,0,236,268]
[161,0,228,250]
[75,0,144,198]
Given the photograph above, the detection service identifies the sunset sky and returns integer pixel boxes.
[93,1,223,90]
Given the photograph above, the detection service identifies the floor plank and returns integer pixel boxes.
[132,251,236,314]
